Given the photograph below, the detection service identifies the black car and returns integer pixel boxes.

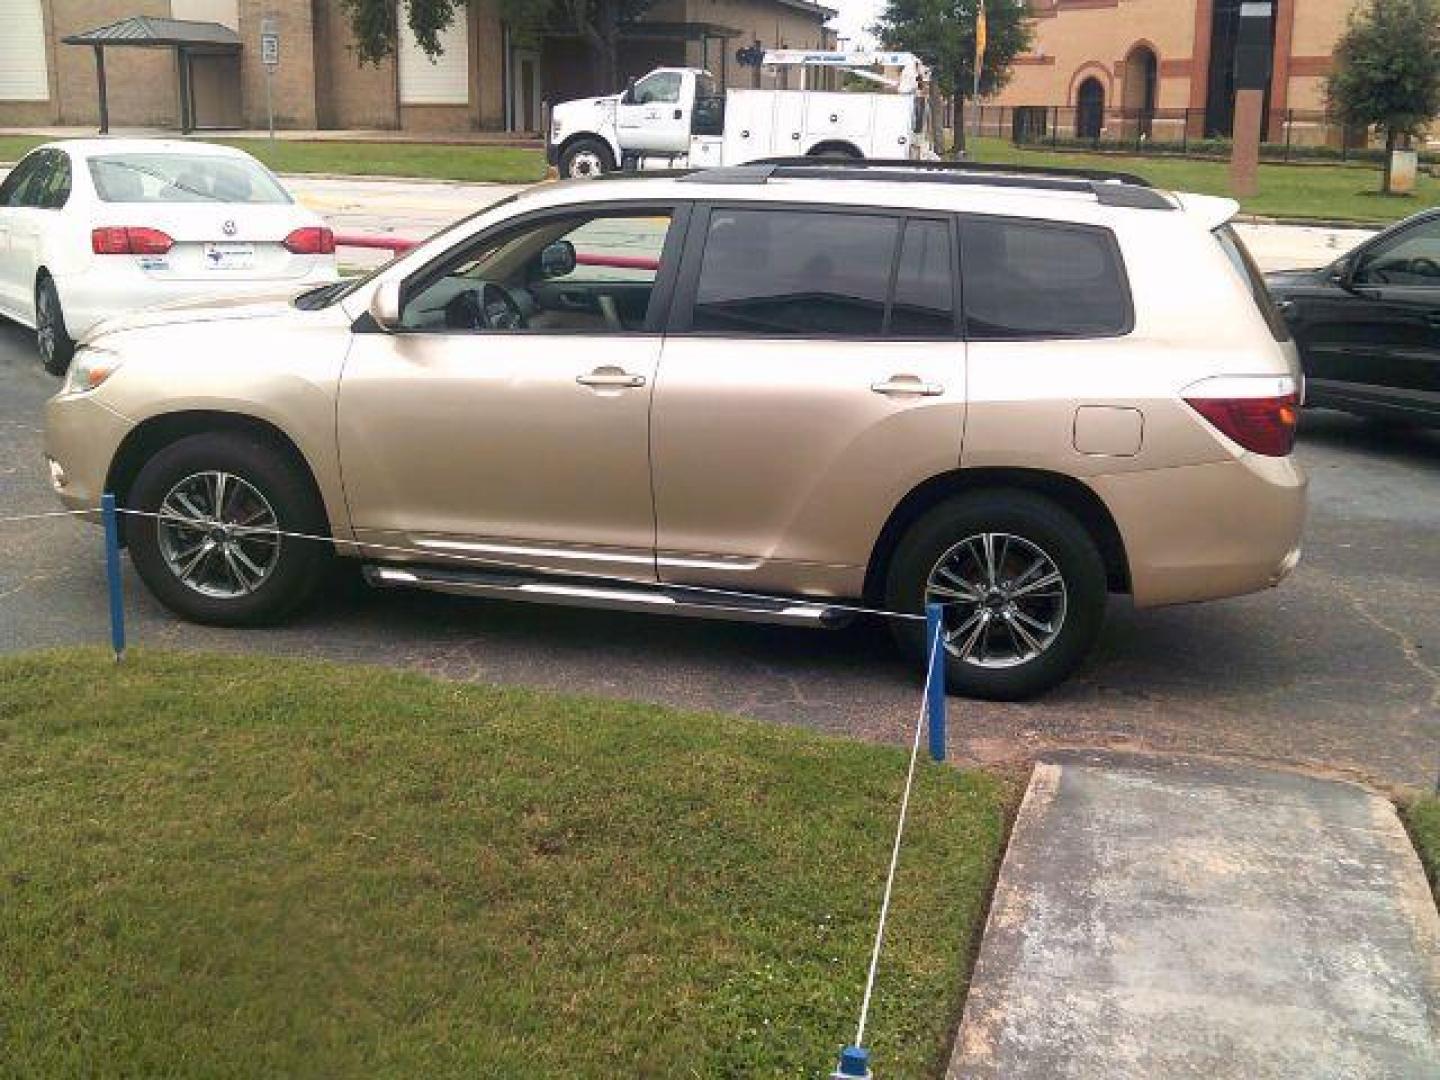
[1267,207,1440,428]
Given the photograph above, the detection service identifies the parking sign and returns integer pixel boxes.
[261,16,279,67]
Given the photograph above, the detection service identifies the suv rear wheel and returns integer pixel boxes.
[884,491,1107,700]
[127,433,330,625]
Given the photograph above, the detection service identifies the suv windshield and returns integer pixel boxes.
[88,153,291,204]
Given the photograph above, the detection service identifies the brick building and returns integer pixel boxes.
[991,0,1361,143]
[0,0,836,133]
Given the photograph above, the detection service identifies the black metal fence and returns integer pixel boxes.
[945,103,1438,164]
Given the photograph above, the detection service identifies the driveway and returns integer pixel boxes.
[2,320,1436,790]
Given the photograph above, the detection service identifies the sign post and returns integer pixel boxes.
[1229,1,1273,198]
[260,16,280,140]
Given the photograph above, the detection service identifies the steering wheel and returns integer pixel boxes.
[1408,256,1440,278]
[479,283,526,330]
[442,283,527,331]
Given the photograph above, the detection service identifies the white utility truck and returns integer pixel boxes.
[546,50,934,178]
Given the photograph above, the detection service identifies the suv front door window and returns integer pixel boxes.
[338,206,685,582]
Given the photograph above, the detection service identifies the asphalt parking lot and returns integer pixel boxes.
[1,318,1436,790]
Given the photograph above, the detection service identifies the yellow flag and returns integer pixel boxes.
[975,0,988,80]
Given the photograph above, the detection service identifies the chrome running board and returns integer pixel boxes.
[361,564,849,627]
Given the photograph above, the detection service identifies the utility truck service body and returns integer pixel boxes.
[547,51,934,177]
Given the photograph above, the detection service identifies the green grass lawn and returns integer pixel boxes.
[0,649,1011,1078]
[1401,795,1440,897]
[0,134,547,183]
[5,129,1436,218]
[967,136,1438,224]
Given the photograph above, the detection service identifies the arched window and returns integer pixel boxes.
[1122,44,1159,136]
[1076,77,1105,140]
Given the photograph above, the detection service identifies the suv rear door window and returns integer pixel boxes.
[687,208,956,338]
[891,218,955,337]
[960,217,1131,339]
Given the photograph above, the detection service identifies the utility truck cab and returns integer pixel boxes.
[547,51,934,178]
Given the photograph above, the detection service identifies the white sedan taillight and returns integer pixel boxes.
[92,227,174,255]
[282,226,336,255]
[1183,375,1300,457]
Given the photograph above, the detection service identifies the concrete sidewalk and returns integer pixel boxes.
[951,752,1440,1079]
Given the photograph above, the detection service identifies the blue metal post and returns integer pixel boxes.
[926,602,946,762]
[101,492,125,662]
[831,1044,872,1079]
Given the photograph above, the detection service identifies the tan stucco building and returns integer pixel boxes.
[992,0,1358,143]
[0,0,836,134]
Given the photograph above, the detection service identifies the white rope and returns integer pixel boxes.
[0,508,99,523]
[100,506,936,624]
[854,622,942,1047]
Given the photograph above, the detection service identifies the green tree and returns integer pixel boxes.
[340,0,654,93]
[1326,0,1440,192]
[875,0,1033,153]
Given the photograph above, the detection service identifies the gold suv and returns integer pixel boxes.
[45,161,1306,699]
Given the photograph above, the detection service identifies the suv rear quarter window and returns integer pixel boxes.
[960,217,1132,340]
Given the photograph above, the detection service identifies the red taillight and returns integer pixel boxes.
[91,227,174,255]
[1185,390,1300,457]
[283,226,335,255]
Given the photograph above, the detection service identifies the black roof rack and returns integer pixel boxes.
[676,157,1176,210]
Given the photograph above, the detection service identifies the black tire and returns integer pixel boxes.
[127,433,330,626]
[35,274,75,376]
[808,143,862,160]
[884,491,1107,701]
[559,137,614,179]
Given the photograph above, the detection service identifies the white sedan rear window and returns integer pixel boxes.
[88,153,291,205]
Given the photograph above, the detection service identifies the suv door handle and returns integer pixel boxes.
[577,368,646,389]
[871,376,943,397]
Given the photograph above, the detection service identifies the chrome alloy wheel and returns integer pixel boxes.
[156,472,282,598]
[924,532,1068,668]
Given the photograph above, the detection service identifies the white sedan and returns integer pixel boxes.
[0,138,338,374]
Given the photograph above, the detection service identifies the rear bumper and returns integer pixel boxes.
[54,261,337,342]
[1090,453,1308,608]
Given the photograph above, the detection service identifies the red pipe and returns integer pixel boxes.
[332,234,659,272]
[574,252,659,270]
[333,233,419,253]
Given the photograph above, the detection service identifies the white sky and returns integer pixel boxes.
[828,0,885,50]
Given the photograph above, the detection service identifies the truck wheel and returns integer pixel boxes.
[561,138,614,179]
[884,491,1107,701]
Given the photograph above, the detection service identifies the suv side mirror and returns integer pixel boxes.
[539,240,577,278]
[369,279,402,331]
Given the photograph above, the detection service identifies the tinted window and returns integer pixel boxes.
[1215,224,1289,341]
[37,150,70,209]
[691,209,900,336]
[0,151,49,208]
[890,218,954,336]
[88,153,290,204]
[1355,216,1440,288]
[960,218,1131,339]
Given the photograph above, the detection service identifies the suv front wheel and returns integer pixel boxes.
[885,491,1107,700]
[127,433,330,625]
